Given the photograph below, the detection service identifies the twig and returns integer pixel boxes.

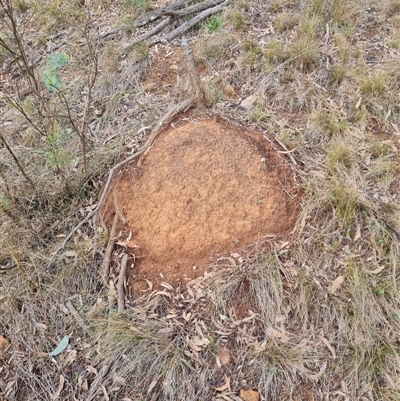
[123,16,173,51]
[113,194,128,225]
[47,98,193,269]
[66,300,86,329]
[0,132,35,189]
[117,254,128,313]
[86,364,109,401]
[100,206,120,284]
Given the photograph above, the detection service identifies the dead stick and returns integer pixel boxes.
[100,207,120,284]
[66,300,86,329]
[124,16,173,51]
[148,0,231,46]
[86,364,109,401]
[47,98,193,269]
[113,194,128,225]
[117,254,128,313]
[182,39,205,108]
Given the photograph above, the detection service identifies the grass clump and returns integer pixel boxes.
[387,0,400,16]
[233,11,246,30]
[313,110,349,137]
[274,11,299,33]
[328,180,369,227]
[359,72,387,96]
[326,142,354,172]
[330,64,348,84]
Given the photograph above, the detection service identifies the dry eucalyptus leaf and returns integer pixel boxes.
[63,250,76,257]
[49,336,69,356]
[239,389,260,401]
[0,335,9,359]
[240,94,257,110]
[214,374,231,392]
[353,224,361,241]
[51,375,65,400]
[329,275,345,294]
[217,346,231,366]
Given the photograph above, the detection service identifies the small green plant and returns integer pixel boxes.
[16,0,28,13]
[42,52,69,92]
[369,142,392,158]
[298,15,321,39]
[388,0,400,16]
[0,194,13,215]
[388,36,400,49]
[205,15,224,33]
[205,85,223,105]
[134,43,149,60]
[35,124,73,175]
[279,129,304,148]
[131,0,151,11]
[242,38,263,70]
[286,38,319,71]
[233,12,245,30]
[264,38,286,64]
[248,109,268,123]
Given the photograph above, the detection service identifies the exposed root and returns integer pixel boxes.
[47,98,194,269]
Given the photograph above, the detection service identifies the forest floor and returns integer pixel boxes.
[1,0,400,400]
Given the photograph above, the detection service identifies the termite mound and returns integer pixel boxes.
[103,118,301,291]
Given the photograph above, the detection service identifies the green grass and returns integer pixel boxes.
[205,15,224,33]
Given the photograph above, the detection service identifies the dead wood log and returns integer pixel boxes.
[102,0,231,48]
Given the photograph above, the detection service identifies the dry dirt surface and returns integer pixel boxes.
[105,117,301,290]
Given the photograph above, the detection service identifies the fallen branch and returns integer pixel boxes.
[148,0,231,46]
[86,364,109,401]
[47,97,193,269]
[123,16,172,50]
[119,0,230,49]
[99,0,196,39]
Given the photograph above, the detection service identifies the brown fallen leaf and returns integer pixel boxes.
[329,275,345,294]
[239,389,260,401]
[214,374,231,392]
[0,335,9,359]
[353,224,361,241]
[217,346,231,366]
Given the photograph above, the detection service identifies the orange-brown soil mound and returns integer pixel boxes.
[107,118,301,289]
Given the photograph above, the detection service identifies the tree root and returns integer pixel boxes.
[47,97,193,269]
[47,40,203,280]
